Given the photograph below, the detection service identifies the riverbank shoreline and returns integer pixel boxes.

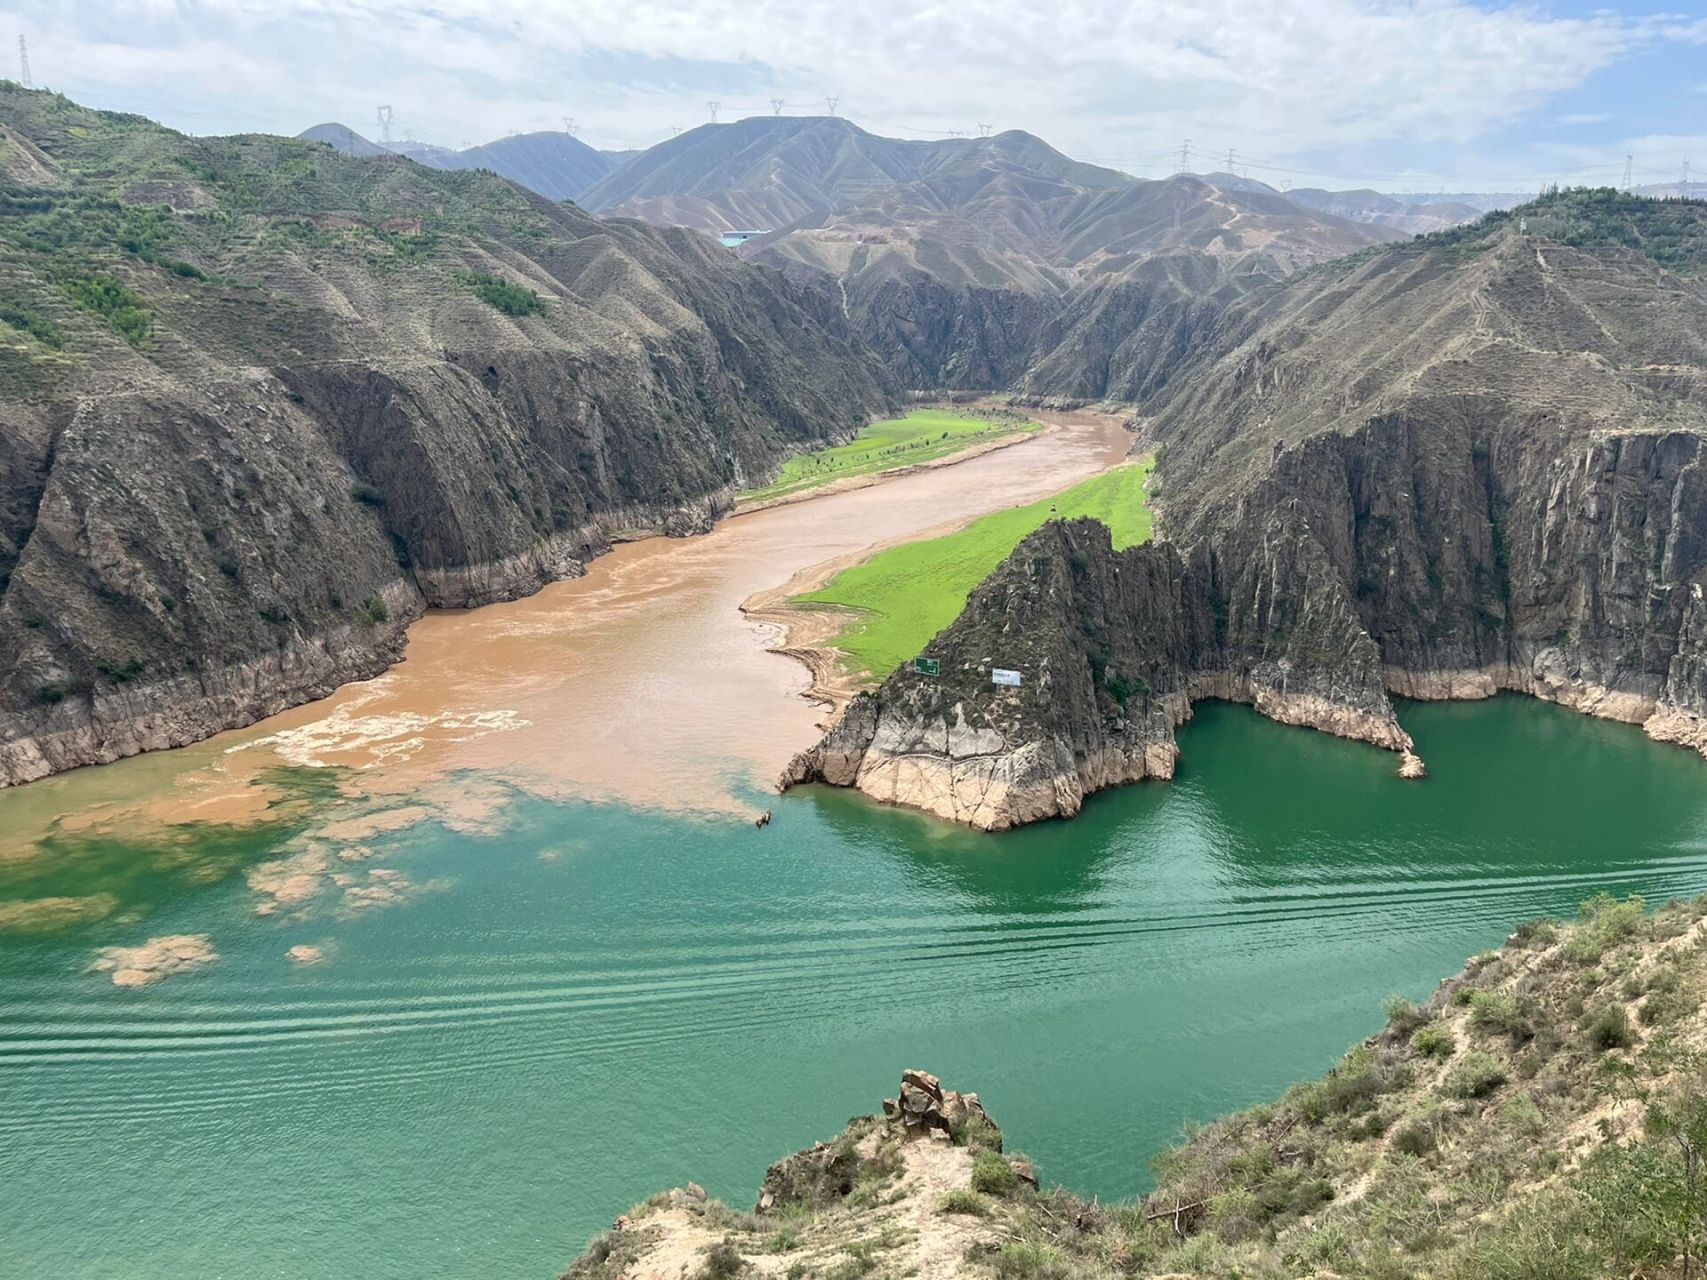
[730,419,1058,518]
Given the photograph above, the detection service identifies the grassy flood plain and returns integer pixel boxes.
[796,460,1153,679]
[738,407,1040,504]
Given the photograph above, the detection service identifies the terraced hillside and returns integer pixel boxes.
[0,86,892,785]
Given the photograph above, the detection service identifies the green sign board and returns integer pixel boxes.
[913,657,941,676]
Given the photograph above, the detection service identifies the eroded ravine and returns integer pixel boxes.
[0,412,1131,859]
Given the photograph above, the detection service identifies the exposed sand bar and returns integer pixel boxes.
[0,411,1130,847]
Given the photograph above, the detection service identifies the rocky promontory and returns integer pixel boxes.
[782,518,1415,829]
[790,193,1707,828]
[567,896,1707,1280]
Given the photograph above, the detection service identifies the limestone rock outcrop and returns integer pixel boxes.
[792,196,1707,827]
[881,1069,1001,1148]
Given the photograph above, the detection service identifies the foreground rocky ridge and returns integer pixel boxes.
[791,192,1707,827]
[0,87,893,784]
[570,895,1707,1279]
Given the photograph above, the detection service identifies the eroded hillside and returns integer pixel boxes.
[0,86,893,785]
[790,192,1707,828]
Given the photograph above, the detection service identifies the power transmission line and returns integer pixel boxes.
[1622,153,1633,190]
[825,96,839,116]
[562,116,577,137]
[17,34,29,90]
[376,105,393,147]
[1179,138,1192,172]
[770,98,785,116]
[977,122,993,138]
[706,100,719,124]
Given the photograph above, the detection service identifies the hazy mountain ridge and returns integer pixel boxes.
[298,121,617,201]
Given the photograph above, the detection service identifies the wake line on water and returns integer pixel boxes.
[8,855,1704,1042]
[5,859,1698,1071]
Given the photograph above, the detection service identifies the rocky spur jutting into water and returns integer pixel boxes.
[787,191,1707,828]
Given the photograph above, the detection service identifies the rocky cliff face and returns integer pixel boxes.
[783,516,1414,829]
[792,194,1707,826]
[0,87,892,784]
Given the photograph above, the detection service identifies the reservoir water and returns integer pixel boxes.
[6,699,1707,1277]
[4,418,1707,1277]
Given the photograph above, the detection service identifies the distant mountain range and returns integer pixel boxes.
[294,114,1551,395]
[297,122,616,202]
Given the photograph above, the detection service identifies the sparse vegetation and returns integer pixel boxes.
[568,896,1707,1280]
[462,270,545,316]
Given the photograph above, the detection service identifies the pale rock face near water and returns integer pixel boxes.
[792,214,1707,828]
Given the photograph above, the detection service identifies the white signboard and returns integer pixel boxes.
[991,668,1023,687]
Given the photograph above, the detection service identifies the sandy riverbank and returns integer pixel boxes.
[0,411,1132,853]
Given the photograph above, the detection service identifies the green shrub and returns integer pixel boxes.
[697,1240,746,1280]
[1411,1024,1457,1060]
[94,656,144,683]
[1383,994,1427,1035]
[1392,1122,1436,1157]
[1510,918,1561,948]
[0,303,62,348]
[463,271,544,316]
[950,1110,1002,1151]
[1501,1092,1546,1135]
[1469,990,1534,1041]
[358,596,389,626]
[971,1151,1018,1195]
[1454,1191,1600,1280]
[62,274,151,346]
[937,1188,989,1216]
[1587,1003,1635,1051]
[1446,1051,1508,1099]
[992,1241,1069,1280]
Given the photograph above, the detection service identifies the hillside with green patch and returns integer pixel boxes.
[572,893,1707,1279]
[738,407,1037,504]
[0,84,891,786]
[796,461,1152,679]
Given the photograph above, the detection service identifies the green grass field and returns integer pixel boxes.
[796,460,1154,681]
[738,408,1039,503]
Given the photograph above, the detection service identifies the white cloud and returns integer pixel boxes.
[0,0,1692,181]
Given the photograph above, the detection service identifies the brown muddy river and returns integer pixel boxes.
[0,412,1129,850]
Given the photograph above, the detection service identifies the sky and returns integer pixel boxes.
[3,0,1705,193]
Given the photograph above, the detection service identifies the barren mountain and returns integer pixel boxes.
[1285,186,1484,235]
[296,123,617,201]
[578,117,1409,395]
[0,87,891,785]
[578,116,1130,235]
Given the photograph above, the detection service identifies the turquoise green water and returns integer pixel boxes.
[4,697,1707,1278]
